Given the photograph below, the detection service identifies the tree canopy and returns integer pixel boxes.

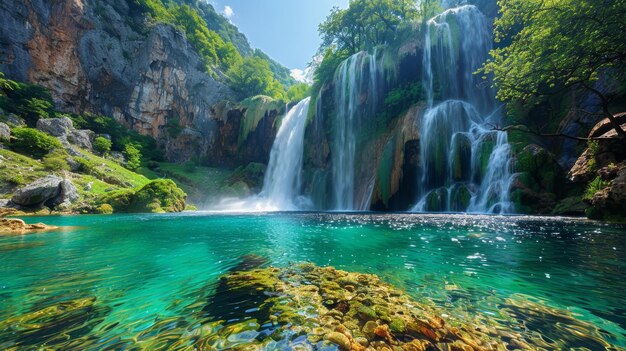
[227,57,286,99]
[481,0,626,137]
[318,0,419,55]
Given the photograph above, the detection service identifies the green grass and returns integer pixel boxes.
[0,149,48,192]
[139,163,234,205]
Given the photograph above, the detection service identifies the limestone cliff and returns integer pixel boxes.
[0,0,280,164]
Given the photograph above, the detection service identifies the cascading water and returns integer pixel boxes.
[331,50,383,210]
[414,5,515,213]
[260,97,311,210]
[215,98,311,211]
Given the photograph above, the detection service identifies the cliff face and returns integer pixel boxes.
[0,0,278,164]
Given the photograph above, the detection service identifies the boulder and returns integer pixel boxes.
[36,117,74,137]
[6,114,25,127]
[55,179,79,206]
[68,129,95,151]
[11,176,63,206]
[590,166,626,217]
[0,122,10,140]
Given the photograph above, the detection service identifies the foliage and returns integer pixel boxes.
[586,140,599,171]
[311,47,351,93]
[70,113,162,162]
[227,57,286,99]
[253,49,297,88]
[166,117,183,138]
[74,157,95,175]
[382,82,425,120]
[132,179,186,213]
[10,127,62,158]
[95,203,114,214]
[318,0,419,55]
[123,144,142,171]
[0,78,56,127]
[481,0,626,135]
[133,1,242,74]
[584,176,610,201]
[42,150,70,172]
[93,136,112,156]
[0,72,18,95]
[286,83,311,103]
[97,179,186,213]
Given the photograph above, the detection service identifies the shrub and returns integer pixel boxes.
[123,143,142,171]
[42,150,70,172]
[10,127,62,158]
[74,157,95,174]
[131,179,186,213]
[98,188,135,212]
[96,179,186,213]
[584,176,611,200]
[95,204,113,214]
[93,136,112,156]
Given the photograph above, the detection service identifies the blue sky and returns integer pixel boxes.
[212,0,349,73]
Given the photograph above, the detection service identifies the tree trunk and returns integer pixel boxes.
[602,103,626,139]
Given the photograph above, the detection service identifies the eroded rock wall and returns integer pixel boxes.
[0,0,279,164]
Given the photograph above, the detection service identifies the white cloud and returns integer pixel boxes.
[290,55,322,84]
[223,6,234,19]
[290,69,308,83]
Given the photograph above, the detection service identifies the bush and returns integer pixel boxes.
[42,150,70,172]
[123,144,142,171]
[584,176,611,201]
[10,127,62,158]
[74,157,95,174]
[98,188,135,212]
[95,204,113,214]
[96,179,186,213]
[93,136,112,156]
[132,179,186,213]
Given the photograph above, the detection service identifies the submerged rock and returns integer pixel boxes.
[0,218,59,235]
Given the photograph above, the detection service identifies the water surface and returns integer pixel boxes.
[0,213,624,349]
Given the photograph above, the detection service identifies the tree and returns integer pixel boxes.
[93,136,112,156]
[481,0,626,138]
[227,57,285,99]
[286,83,311,103]
[123,143,142,171]
[318,0,419,55]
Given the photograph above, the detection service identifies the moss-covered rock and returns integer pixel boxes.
[97,179,186,213]
[512,144,565,214]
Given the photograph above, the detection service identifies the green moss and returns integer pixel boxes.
[131,179,186,213]
[226,162,266,190]
[237,96,284,147]
[96,179,186,213]
[95,204,113,214]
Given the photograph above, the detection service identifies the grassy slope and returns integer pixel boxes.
[139,163,233,207]
[0,148,151,207]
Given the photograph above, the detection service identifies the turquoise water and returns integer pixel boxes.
[0,213,625,349]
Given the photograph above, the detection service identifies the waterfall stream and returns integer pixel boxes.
[414,5,514,213]
[215,98,311,211]
[331,50,382,210]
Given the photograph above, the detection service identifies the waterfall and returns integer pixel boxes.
[331,50,382,210]
[414,5,514,213]
[260,97,311,210]
[214,98,311,212]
